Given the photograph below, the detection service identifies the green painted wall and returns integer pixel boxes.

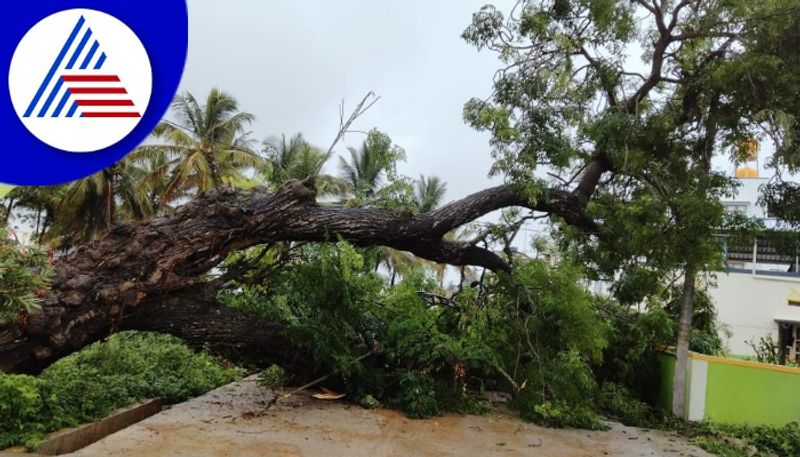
[705,361,800,426]
[0,185,13,198]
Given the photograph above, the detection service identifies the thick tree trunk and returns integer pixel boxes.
[0,288,305,374]
[0,180,598,374]
[121,288,308,371]
[672,265,696,418]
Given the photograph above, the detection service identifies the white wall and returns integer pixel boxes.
[708,271,800,355]
[722,177,769,219]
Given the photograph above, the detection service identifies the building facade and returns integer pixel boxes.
[710,271,800,358]
[709,165,800,361]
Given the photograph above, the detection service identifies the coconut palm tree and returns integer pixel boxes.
[262,133,348,196]
[338,139,387,197]
[2,185,65,240]
[129,149,172,215]
[137,88,262,202]
[54,160,153,244]
[414,175,447,213]
[262,133,305,186]
[373,247,426,286]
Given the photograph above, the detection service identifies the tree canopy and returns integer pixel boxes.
[462,0,800,416]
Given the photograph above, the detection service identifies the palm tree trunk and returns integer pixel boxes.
[104,171,116,229]
[34,210,42,238]
[672,265,696,418]
[106,182,114,228]
[4,196,16,223]
[207,149,223,188]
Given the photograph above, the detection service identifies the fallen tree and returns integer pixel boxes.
[0,178,600,373]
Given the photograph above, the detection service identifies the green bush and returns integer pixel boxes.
[223,242,615,425]
[0,374,45,448]
[224,243,495,419]
[0,331,242,449]
[513,350,606,430]
[597,304,674,403]
[528,401,605,430]
[598,382,662,427]
[393,371,440,419]
[256,364,287,389]
[725,422,800,457]
[691,435,752,457]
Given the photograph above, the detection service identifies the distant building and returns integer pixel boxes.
[709,158,800,362]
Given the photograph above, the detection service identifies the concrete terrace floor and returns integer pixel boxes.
[66,376,713,457]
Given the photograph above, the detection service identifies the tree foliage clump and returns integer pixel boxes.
[224,241,613,427]
[0,228,51,321]
[222,234,736,431]
[0,332,241,449]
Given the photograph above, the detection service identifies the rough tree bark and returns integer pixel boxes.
[0,179,599,374]
[672,266,697,418]
[120,287,305,370]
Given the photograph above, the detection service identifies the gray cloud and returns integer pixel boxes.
[180,0,516,200]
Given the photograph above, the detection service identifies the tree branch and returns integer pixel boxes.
[1,180,599,373]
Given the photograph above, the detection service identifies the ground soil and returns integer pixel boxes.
[67,377,713,457]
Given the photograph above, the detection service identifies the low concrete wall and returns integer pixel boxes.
[657,351,800,426]
[700,353,800,426]
[34,399,162,455]
[0,185,13,198]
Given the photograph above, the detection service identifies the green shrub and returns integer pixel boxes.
[727,422,800,457]
[746,334,783,365]
[393,371,440,419]
[598,382,661,427]
[692,435,752,457]
[224,243,497,419]
[224,243,617,425]
[41,332,241,407]
[0,374,45,448]
[671,420,800,457]
[256,364,287,389]
[513,350,607,430]
[0,331,242,449]
[528,401,605,430]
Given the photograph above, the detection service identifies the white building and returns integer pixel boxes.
[711,271,800,357]
[720,176,769,219]
[709,164,800,361]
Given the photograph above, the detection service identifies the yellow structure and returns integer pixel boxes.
[738,137,759,162]
[735,166,759,178]
[789,288,800,307]
[734,137,760,178]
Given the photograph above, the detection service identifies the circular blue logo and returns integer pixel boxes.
[2,1,188,185]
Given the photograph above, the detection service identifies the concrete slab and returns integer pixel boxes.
[59,377,713,457]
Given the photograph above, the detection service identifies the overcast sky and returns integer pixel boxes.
[179,0,517,202]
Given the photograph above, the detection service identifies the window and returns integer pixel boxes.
[724,202,748,215]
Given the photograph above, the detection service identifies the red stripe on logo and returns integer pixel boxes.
[76,100,135,106]
[82,112,141,118]
[61,75,120,82]
[69,87,128,94]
